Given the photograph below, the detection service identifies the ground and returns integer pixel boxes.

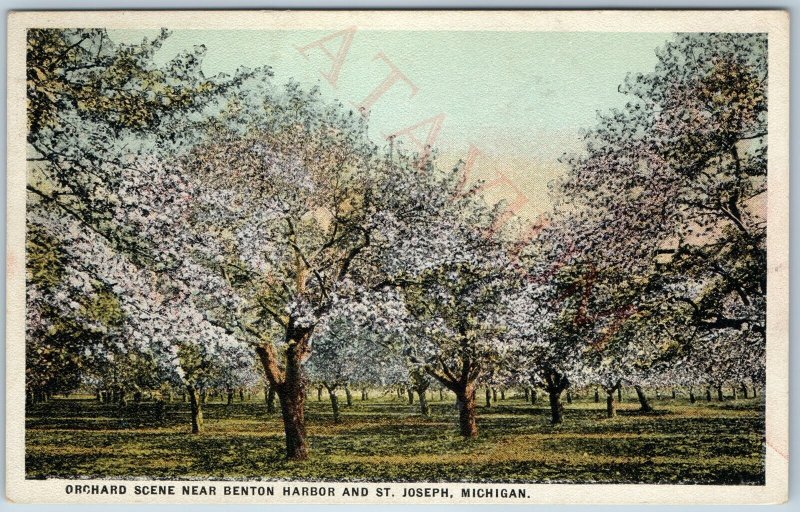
[25,391,765,484]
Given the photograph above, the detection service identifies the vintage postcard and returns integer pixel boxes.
[6,10,789,505]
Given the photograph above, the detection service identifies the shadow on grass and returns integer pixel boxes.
[25,397,765,484]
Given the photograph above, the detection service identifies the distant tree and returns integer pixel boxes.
[551,33,767,399]
[374,156,516,439]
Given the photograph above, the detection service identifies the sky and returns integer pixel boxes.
[110,29,674,219]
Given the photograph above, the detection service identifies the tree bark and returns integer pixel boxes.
[344,384,353,407]
[543,369,569,425]
[689,389,696,403]
[411,372,430,416]
[407,387,414,405]
[617,386,623,402]
[740,383,749,399]
[492,388,497,403]
[325,385,340,423]
[524,388,529,401]
[594,388,600,403]
[606,390,616,418]
[485,387,492,408]
[418,387,430,417]
[602,380,621,418]
[317,385,323,401]
[256,327,311,461]
[566,391,573,404]
[634,385,653,413]
[227,388,234,405]
[706,388,712,401]
[548,388,563,425]
[731,386,737,400]
[455,385,478,438]
[266,384,276,414]
[531,389,538,404]
[187,384,203,434]
[277,382,308,459]
[716,384,724,401]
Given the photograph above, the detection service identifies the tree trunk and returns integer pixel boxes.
[439,388,444,401]
[361,388,367,401]
[266,384,276,414]
[671,389,677,399]
[594,388,600,403]
[716,385,724,401]
[199,387,207,405]
[326,385,340,423]
[617,386,623,402]
[256,329,311,461]
[548,388,563,425]
[406,387,414,405]
[531,389,538,404]
[524,388,529,401]
[455,385,478,438]
[606,390,616,418]
[227,388,234,405]
[187,384,203,434]
[566,391,573,404]
[634,385,653,413]
[485,387,491,408]
[239,388,245,402]
[689,390,696,403]
[317,385,323,401]
[344,384,353,407]
[277,382,308,459]
[731,386,737,400]
[500,389,505,400]
[706,388,712,401]
[418,387,430,417]
[740,383,749,399]
[411,373,430,417]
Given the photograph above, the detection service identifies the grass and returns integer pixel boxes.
[25,391,765,484]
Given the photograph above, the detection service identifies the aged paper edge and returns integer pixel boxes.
[5,9,790,505]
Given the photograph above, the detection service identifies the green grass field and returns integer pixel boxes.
[25,392,765,484]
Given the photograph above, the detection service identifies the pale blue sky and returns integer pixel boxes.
[110,29,673,216]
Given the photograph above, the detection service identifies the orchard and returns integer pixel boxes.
[25,29,766,483]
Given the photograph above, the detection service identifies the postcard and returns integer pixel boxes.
[6,10,789,504]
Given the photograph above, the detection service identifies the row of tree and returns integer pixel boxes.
[26,29,766,459]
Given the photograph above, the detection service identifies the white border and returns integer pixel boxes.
[5,10,790,504]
